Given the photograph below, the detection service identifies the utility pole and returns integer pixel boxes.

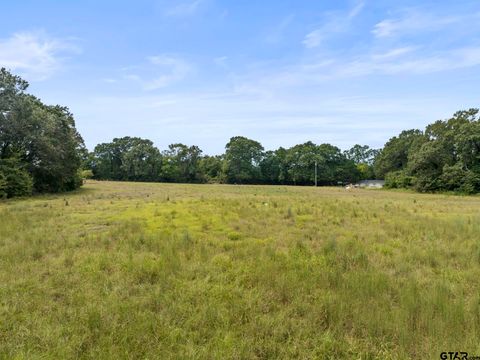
[314,160,317,187]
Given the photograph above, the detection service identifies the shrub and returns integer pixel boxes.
[0,158,33,198]
[82,169,94,180]
[0,172,6,198]
[460,170,480,194]
[438,164,480,194]
[384,170,414,189]
[439,163,466,191]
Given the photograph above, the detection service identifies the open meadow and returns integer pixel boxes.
[1,181,480,359]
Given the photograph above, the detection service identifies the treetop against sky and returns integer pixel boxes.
[1,0,480,153]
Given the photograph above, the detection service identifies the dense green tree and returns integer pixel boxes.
[355,163,374,180]
[285,142,358,185]
[0,68,28,112]
[161,144,203,183]
[344,144,378,165]
[1,69,32,161]
[439,163,469,192]
[224,136,264,184]
[317,143,359,185]
[259,150,282,184]
[379,109,480,193]
[285,141,319,185]
[122,140,162,181]
[0,68,84,195]
[79,147,95,172]
[92,137,161,181]
[274,147,290,184]
[408,135,453,192]
[345,144,379,180]
[92,141,123,180]
[0,83,25,196]
[408,109,480,192]
[0,157,33,198]
[95,141,204,183]
[198,155,224,183]
[454,115,480,173]
[374,130,426,178]
[27,101,84,192]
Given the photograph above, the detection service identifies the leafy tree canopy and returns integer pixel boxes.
[0,68,84,197]
[382,109,480,193]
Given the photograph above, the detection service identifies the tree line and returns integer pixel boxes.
[84,137,374,186]
[2,68,479,198]
[77,109,480,194]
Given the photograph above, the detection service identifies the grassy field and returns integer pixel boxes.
[0,181,479,359]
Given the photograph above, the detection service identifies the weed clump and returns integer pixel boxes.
[285,207,294,219]
[227,231,241,241]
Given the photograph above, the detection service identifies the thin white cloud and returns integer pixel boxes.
[214,56,228,69]
[371,46,417,60]
[0,31,80,80]
[303,1,364,49]
[372,10,472,38]
[165,0,204,17]
[338,47,480,77]
[347,1,365,19]
[303,29,325,49]
[124,55,192,90]
[265,14,295,44]
[228,44,480,98]
[145,55,191,90]
[124,74,142,82]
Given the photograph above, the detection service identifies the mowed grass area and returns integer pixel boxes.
[0,181,479,359]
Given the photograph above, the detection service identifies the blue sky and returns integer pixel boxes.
[2,0,480,154]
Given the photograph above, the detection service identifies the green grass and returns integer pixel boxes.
[1,181,479,359]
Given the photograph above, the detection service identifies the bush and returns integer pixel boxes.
[437,164,480,194]
[460,170,480,194]
[64,171,84,191]
[384,170,414,189]
[440,163,466,192]
[0,172,7,198]
[82,169,94,180]
[0,158,33,198]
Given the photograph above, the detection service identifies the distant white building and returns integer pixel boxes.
[357,180,385,188]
